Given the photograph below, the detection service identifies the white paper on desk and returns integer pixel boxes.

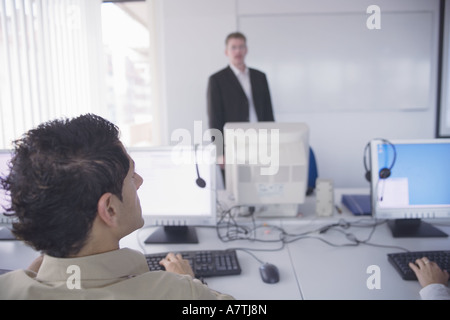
[378,177,409,208]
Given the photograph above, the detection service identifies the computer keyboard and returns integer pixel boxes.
[388,250,450,280]
[145,249,241,278]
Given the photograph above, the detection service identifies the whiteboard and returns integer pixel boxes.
[239,11,436,113]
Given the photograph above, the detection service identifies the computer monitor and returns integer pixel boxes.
[0,150,12,214]
[0,150,17,240]
[127,145,216,244]
[224,122,309,217]
[369,138,450,237]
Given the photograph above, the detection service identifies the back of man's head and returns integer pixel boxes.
[0,114,129,257]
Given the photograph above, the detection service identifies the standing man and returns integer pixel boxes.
[207,32,275,164]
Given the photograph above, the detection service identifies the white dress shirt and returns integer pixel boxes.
[229,64,258,122]
[419,283,450,300]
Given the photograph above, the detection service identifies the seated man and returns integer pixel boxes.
[0,114,233,299]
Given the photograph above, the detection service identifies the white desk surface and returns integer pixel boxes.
[281,219,450,300]
[121,223,302,300]
[1,188,450,300]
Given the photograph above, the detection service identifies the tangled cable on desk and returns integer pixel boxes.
[215,204,284,244]
[215,200,410,253]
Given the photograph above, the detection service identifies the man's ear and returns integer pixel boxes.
[97,193,118,227]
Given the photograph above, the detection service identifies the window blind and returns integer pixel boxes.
[0,0,105,148]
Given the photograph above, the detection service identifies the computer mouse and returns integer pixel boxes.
[259,263,280,284]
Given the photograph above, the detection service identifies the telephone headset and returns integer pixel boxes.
[363,138,397,182]
[194,144,206,188]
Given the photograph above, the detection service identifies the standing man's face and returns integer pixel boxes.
[225,37,247,69]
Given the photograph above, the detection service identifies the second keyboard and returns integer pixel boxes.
[388,250,450,280]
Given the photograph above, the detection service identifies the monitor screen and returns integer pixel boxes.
[369,138,450,237]
[127,145,216,243]
[224,122,309,217]
[0,150,12,214]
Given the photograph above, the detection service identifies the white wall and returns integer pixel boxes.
[152,0,237,143]
[150,0,440,188]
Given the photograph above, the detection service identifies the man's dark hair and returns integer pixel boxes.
[0,114,130,258]
[225,32,246,45]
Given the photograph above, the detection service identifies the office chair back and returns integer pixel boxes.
[307,147,318,195]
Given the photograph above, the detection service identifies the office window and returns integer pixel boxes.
[101,1,154,147]
[0,0,104,149]
[0,0,156,149]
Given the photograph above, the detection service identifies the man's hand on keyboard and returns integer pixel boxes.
[409,257,449,288]
[159,252,195,278]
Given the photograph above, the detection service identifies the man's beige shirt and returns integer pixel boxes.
[0,248,234,299]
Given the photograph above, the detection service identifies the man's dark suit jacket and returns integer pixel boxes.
[207,66,275,136]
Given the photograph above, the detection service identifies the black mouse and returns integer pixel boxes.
[259,263,279,284]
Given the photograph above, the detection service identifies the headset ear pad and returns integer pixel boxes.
[365,170,372,182]
[379,168,391,179]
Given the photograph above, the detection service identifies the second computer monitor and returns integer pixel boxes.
[0,150,12,214]
[224,122,309,217]
[127,145,217,243]
[369,138,450,237]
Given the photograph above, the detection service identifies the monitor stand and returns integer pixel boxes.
[144,226,199,244]
[388,219,448,238]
